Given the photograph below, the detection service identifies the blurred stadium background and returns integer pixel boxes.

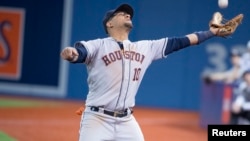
[0,0,250,140]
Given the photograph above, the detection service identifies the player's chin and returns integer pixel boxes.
[124,22,133,29]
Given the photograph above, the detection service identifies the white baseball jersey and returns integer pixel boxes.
[75,37,168,111]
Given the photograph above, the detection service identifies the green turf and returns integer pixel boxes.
[0,131,17,141]
[0,99,59,107]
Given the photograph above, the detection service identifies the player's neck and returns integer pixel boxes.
[109,30,129,42]
[110,35,129,42]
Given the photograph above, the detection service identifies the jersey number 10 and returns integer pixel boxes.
[133,68,141,81]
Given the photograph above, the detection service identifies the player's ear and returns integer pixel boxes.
[106,21,113,28]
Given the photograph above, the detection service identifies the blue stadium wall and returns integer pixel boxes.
[0,0,249,111]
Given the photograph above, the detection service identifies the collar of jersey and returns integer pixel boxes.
[107,37,131,43]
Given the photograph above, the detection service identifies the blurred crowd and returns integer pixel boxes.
[204,40,250,125]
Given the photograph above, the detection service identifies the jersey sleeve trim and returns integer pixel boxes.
[162,38,168,58]
[74,41,91,64]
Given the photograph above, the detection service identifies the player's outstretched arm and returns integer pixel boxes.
[61,46,88,63]
[164,27,219,55]
[60,47,79,62]
[186,27,219,45]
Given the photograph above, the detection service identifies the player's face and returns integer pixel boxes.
[231,55,241,66]
[109,11,133,29]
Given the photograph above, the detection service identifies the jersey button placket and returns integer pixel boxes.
[118,43,130,109]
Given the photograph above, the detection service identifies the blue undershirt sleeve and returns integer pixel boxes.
[72,44,88,63]
[164,30,215,56]
[164,36,190,55]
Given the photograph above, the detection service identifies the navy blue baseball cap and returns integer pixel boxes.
[103,4,134,33]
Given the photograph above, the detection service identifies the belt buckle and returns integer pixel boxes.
[114,111,119,117]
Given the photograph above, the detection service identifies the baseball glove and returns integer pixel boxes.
[209,12,243,37]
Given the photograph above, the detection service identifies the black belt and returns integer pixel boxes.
[89,106,133,118]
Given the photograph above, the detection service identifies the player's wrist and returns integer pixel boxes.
[72,47,87,63]
[195,30,215,44]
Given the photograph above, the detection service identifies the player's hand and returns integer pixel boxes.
[60,47,79,62]
[209,27,219,35]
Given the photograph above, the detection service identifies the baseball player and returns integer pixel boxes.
[204,48,243,84]
[231,69,250,124]
[60,4,240,141]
